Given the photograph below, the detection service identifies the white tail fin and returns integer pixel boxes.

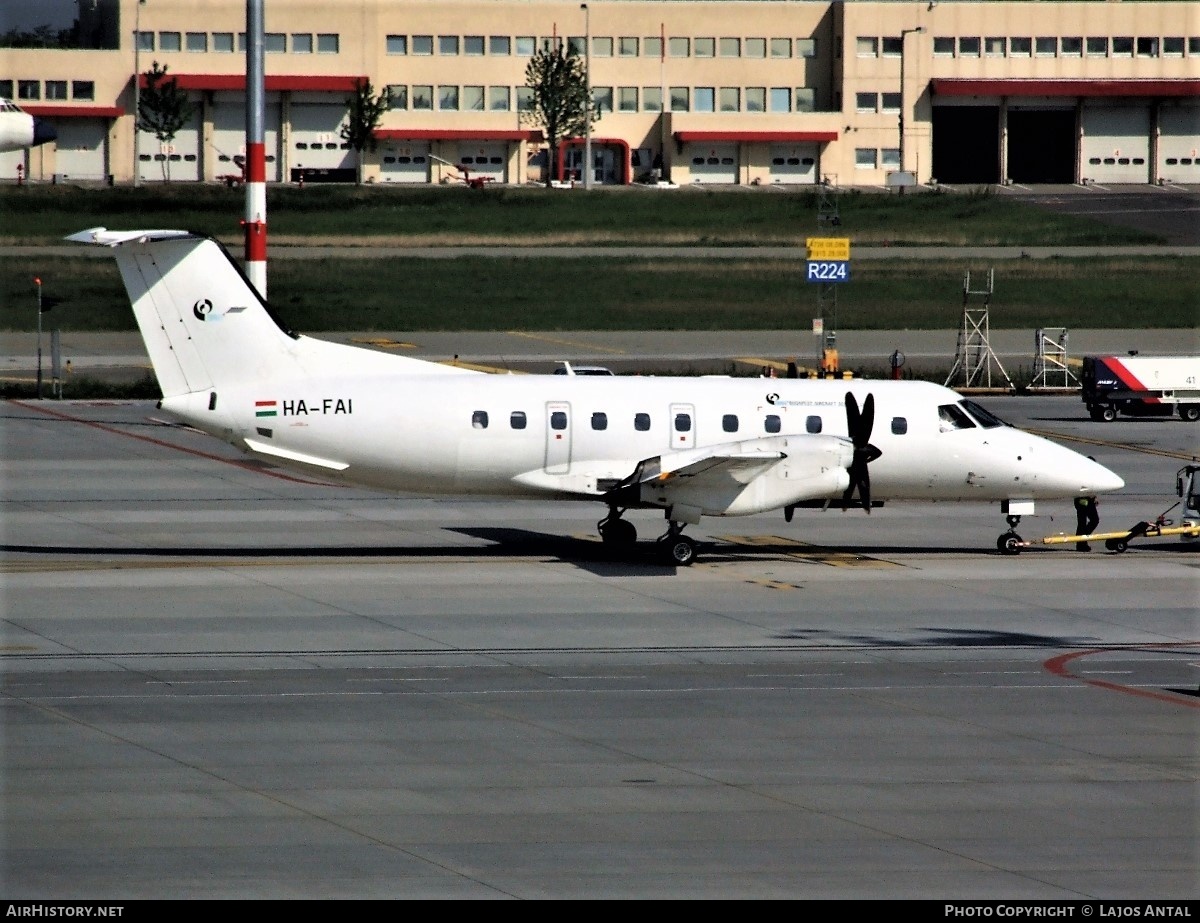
[67,227,472,398]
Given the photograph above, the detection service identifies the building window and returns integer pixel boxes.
[463,85,484,111]
[72,81,94,100]
[186,32,207,53]
[567,36,585,55]
[719,87,740,112]
[137,31,155,52]
[933,36,954,56]
[619,37,638,56]
[794,88,815,112]
[618,86,638,112]
[881,148,900,168]
[410,34,432,55]
[411,85,433,110]
[881,36,903,56]
[439,35,459,55]
[769,87,791,112]
[317,33,338,54]
[464,35,484,55]
[490,35,510,55]
[1112,36,1133,57]
[386,35,407,55]
[796,38,816,58]
[1061,36,1082,56]
[856,36,878,57]
[488,86,510,111]
[516,87,533,111]
[1009,36,1031,57]
[1188,38,1200,56]
[44,80,67,100]
[771,38,791,58]
[881,92,900,113]
[213,32,233,53]
[1136,37,1159,57]
[720,37,740,57]
[959,36,981,57]
[643,36,662,58]
[1162,37,1184,57]
[289,33,310,54]
[541,36,562,52]
[386,85,407,109]
[1086,36,1108,56]
[670,86,689,112]
[694,87,715,112]
[856,92,877,113]
[642,86,662,112]
[0,81,13,98]
[855,148,878,169]
[515,36,535,55]
[1035,36,1057,56]
[592,86,613,113]
[264,32,285,53]
[159,31,181,52]
[694,37,715,58]
[745,87,765,112]
[745,37,766,57]
[593,36,613,57]
[17,80,39,100]
[237,33,247,52]
[985,37,1005,56]
[669,36,689,57]
[439,86,459,110]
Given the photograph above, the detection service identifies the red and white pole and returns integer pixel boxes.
[244,0,267,298]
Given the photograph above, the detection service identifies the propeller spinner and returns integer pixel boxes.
[842,392,882,513]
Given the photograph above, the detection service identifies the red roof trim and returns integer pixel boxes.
[137,74,366,92]
[674,130,839,143]
[932,78,1200,98]
[374,129,544,142]
[22,105,125,118]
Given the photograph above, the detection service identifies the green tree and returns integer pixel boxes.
[136,62,197,182]
[340,79,390,184]
[520,44,600,188]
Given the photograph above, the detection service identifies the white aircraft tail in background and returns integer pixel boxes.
[0,99,56,153]
[68,227,1125,565]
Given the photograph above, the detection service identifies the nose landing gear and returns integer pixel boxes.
[998,513,1023,555]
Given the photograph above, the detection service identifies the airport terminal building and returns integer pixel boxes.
[4,0,1197,187]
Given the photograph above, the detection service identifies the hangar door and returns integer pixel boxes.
[1082,106,1151,184]
[686,143,738,184]
[290,103,354,181]
[1158,105,1200,183]
[137,109,201,182]
[457,143,506,183]
[931,107,998,184]
[380,142,430,183]
[211,93,282,181]
[53,118,107,181]
[769,144,818,184]
[1008,109,1075,184]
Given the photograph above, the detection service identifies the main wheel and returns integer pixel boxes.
[997,532,1022,555]
[662,536,698,566]
[599,518,637,546]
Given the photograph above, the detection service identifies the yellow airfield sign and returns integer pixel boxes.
[806,237,851,261]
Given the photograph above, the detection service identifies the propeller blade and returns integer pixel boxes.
[842,392,881,513]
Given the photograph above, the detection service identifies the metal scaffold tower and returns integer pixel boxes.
[1029,327,1079,391]
[944,269,1015,391]
[817,176,841,229]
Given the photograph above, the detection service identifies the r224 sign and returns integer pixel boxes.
[806,260,850,283]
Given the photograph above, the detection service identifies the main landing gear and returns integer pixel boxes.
[997,513,1023,555]
[598,508,698,566]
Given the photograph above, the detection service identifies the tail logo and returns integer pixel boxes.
[193,298,214,321]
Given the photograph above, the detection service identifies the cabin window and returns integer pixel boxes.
[550,411,568,430]
[805,415,822,434]
[510,411,527,430]
[938,403,977,432]
[674,413,692,432]
[722,414,738,433]
[634,412,651,431]
[591,412,608,430]
[764,414,781,434]
[472,410,489,429]
[891,417,907,435]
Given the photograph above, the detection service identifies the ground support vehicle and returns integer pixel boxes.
[1081,355,1200,422]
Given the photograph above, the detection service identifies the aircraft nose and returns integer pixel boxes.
[1088,460,1125,493]
[32,117,56,146]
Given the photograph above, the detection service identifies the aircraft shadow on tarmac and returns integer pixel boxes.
[773,626,1109,648]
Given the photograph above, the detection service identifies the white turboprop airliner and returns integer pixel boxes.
[68,227,1125,564]
[0,99,56,153]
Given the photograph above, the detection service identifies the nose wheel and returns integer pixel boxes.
[998,513,1023,555]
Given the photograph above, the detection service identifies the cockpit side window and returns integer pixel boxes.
[959,399,1007,429]
[938,403,977,432]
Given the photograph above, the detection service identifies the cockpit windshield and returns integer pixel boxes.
[959,399,1008,429]
[938,403,977,432]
